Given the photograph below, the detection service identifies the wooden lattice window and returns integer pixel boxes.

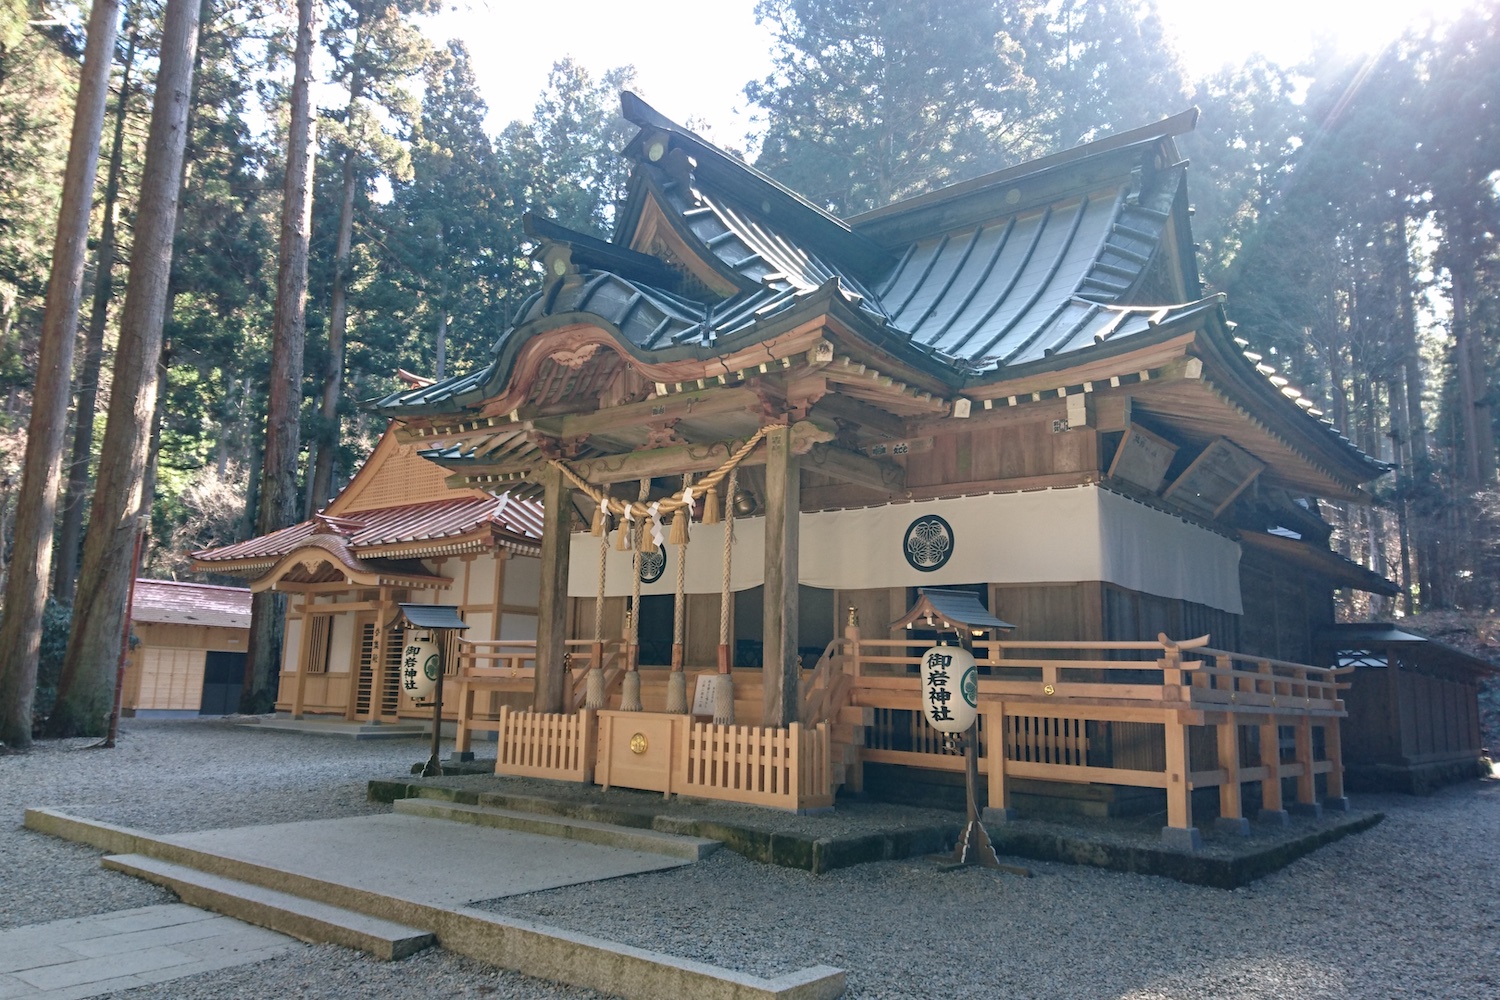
[302,617,332,674]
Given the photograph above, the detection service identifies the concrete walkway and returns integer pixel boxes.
[158,812,698,906]
[0,904,296,1000]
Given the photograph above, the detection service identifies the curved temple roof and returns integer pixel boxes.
[192,495,543,576]
[376,94,1385,492]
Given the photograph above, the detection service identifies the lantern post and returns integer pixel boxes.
[897,588,1026,874]
[397,604,469,778]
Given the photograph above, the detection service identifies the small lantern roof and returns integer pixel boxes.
[397,604,469,630]
[890,588,1015,634]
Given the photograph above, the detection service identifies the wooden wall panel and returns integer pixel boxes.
[991,583,1096,641]
[685,593,723,665]
[135,648,206,711]
[836,587,897,639]
[903,421,1078,491]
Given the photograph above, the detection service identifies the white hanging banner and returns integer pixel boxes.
[568,485,1242,614]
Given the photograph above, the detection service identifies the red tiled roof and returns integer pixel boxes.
[130,579,251,629]
[191,495,543,567]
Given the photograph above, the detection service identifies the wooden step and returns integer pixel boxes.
[101,854,434,960]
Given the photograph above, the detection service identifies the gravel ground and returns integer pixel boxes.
[4,718,1498,999]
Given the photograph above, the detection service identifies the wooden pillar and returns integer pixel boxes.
[534,464,571,714]
[1216,720,1243,821]
[1259,719,1284,813]
[983,702,1012,820]
[290,604,308,720]
[843,610,865,794]
[492,548,508,637]
[1294,714,1316,806]
[1325,716,1345,799]
[762,424,800,728]
[1164,714,1194,831]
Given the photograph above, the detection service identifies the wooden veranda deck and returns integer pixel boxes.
[445,629,1350,840]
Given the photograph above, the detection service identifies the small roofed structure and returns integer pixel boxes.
[192,424,544,724]
[1317,623,1497,794]
[122,579,251,716]
[891,588,1016,636]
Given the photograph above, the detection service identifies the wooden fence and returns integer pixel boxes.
[591,710,833,812]
[494,707,595,783]
[677,720,833,811]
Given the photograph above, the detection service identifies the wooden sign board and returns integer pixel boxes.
[1107,423,1178,493]
[691,673,717,717]
[1163,437,1265,518]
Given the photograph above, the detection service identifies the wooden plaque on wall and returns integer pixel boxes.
[1106,423,1178,493]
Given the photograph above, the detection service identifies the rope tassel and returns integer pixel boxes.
[701,485,721,525]
[591,503,608,537]
[668,508,689,546]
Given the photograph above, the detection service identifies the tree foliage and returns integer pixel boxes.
[747,0,1044,216]
[2,0,1499,738]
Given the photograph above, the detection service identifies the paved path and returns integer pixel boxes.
[159,812,697,905]
[5,807,706,999]
[0,904,296,1000]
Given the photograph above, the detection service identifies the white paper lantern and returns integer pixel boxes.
[400,634,442,701]
[919,645,978,733]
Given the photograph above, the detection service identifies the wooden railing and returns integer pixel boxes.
[453,639,630,752]
[833,631,1349,837]
[453,629,1346,836]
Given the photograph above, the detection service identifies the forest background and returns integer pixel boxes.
[0,0,1495,740]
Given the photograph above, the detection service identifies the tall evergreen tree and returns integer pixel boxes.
[54,15,145,603]
[243,0,318,714]
[47,0,200,737]
[395,41,503,379]
[0,0,119,748]
[305,0,437,512]
[746,0,1043,216]
[1041,0,1190,147]
[0,7,75,361]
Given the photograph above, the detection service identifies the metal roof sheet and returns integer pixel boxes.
[130,579,251,629]
[375,96,1384,489]
[398,604,470,630]
[192,495,542,566]
[891,588,1016,632]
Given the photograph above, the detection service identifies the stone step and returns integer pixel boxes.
[247,717,429,740]
[392,797,721,860]
[101,854,434,960]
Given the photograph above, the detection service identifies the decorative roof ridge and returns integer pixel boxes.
[618,92,893,279]
[313,512,364,536]
[524,212,690,296]
[848,107,1200,232]
[131,577,251,594]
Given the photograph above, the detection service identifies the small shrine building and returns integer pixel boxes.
[192,423,543,724]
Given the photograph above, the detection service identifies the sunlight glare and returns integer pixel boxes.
[1159,0,1479,78]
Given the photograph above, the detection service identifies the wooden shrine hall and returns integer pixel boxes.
[370,94,1426,845]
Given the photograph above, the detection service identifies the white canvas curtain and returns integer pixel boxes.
[568,484,1242,614]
